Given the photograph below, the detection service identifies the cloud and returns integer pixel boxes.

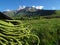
[52,7,56,10]
[32,6,35,8]
[35,6,44,9]
[32,6,44,9]
[4,9,11,11]
[17,5,26,10]
[17,5,44,10]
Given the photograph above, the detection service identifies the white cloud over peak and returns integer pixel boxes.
[32,6,35,8]
[32,6,44,9]
[17,5,44,10]
[35,6,44,9]
[17,5,26,10]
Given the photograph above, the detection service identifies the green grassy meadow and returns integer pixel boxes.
[0,18,60,45]
[22,18,60,45]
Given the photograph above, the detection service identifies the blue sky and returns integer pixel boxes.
[20,0,60,10]
[0,0,60,11]
[0,0,19,11]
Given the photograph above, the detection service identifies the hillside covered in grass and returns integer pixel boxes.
[0,8,60,45]
[23,18,60,45]
[0,18,60,45]
[0,20,40,45]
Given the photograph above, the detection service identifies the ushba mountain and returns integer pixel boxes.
[2,6,55,18]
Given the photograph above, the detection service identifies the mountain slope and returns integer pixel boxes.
[3,7,60,19]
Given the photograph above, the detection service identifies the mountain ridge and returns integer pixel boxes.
[2,7,60,19]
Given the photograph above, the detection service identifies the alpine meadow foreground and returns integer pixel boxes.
[0,18,60,45]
